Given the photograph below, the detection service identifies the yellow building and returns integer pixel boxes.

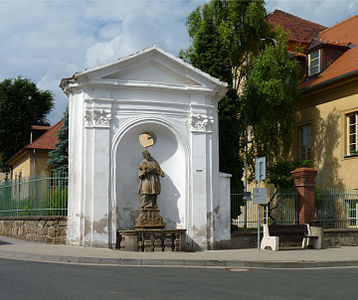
[267,10,358,190]
[295,14,358,190]
[235,12,358,229]
[7,121,63,180]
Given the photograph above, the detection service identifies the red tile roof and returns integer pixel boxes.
[7,120,64,166]
[289,50,306,58]
[300,14,358,90]
[320,14,358,46]
[25,120,63,150]
[300,46,358,89]
[267,10,327,43]
[320,40,351,48]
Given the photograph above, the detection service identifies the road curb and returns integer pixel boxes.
[1,250,358,268]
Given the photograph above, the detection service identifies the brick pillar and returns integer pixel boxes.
[291,166,318,224]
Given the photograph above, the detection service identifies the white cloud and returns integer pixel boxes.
[0,0,207,123]
[84,0,203,68]
[85,36,122,67]
[266,0,358,27]
[0,0,357,124]
[37,61,78,123]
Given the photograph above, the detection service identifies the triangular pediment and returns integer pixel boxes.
[306,38,323,52]
[101,58,200,86]
[61,46,228,98]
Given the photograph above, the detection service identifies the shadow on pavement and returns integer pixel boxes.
[0,239,12,245]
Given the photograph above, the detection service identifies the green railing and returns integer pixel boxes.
[231,188,297,231]
[316,188,358,229]
[231,187,358,230]
[0,174,68,217]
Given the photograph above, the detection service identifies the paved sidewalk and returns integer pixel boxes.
[0,236,357,268]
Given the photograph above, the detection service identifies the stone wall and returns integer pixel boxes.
[322,229,358,248]
[0,216,67,244]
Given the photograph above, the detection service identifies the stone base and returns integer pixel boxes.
[134,206,165,229]
[118,229,186,252]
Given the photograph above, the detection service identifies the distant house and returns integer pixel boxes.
[269,11,358,190]
[235,12,358,229]
[7,121,63,180]
[267,9,327,75]
[296,14,358,190]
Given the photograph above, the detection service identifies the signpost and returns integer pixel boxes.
[253,188,267,205]
[255,157,266,182]
[255,157,266,251]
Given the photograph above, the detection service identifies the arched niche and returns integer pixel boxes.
[112,118,188,232]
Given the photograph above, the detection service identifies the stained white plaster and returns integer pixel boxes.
[61,45,230,250]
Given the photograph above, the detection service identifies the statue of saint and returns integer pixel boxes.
[137,150,164,208]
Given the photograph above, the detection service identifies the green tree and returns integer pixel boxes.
[48,109,68,175]
[180,0,272,188]
[243,28,301,177]
[0,77,53,172]
[240,28,301,223]
[265,158,309,224]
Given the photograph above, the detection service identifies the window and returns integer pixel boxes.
[308,50,320,76]
[348,113,358,155]
[348,199,358,228]
[300,124,311,160]
[15,171,22,181]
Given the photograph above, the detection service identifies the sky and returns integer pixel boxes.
[1,0,357,124]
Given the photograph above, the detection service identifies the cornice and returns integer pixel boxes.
[300,69,358,97]
[64,79,218,95]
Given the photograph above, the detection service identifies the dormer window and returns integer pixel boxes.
[308,49,320,76]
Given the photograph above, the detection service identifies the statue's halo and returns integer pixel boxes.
[139,132,156,148]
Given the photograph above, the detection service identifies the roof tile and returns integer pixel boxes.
[25,120,63,150]
[301,14,358,90]
[320,14,358,46]
[267,10,327,43]
[300,47,358,89]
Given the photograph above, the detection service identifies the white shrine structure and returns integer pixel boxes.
[60,45,231,250]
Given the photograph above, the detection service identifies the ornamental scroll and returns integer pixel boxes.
[190,114,214,132]
[84,109,111,128]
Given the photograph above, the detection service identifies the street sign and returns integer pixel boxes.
[255,157,266,182]
[253,188,267,204]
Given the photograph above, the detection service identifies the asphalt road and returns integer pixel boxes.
[0,258,357,299]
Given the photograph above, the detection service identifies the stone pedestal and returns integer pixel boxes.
[291,166,318,224]
[118,229,186,252]
[134,206,165,229]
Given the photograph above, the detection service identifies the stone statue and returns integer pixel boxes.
[137,150,164,208]
[135,150,165,229]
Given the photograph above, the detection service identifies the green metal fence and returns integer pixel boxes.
[231,188,297,231]
[231,187,358,230]
[316,188,358,229]
[0,174,68,217]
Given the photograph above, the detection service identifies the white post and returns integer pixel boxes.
[255,156,266,252]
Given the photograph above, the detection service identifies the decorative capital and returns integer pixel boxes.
[84,109,111,128]
[190,114,214,132]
